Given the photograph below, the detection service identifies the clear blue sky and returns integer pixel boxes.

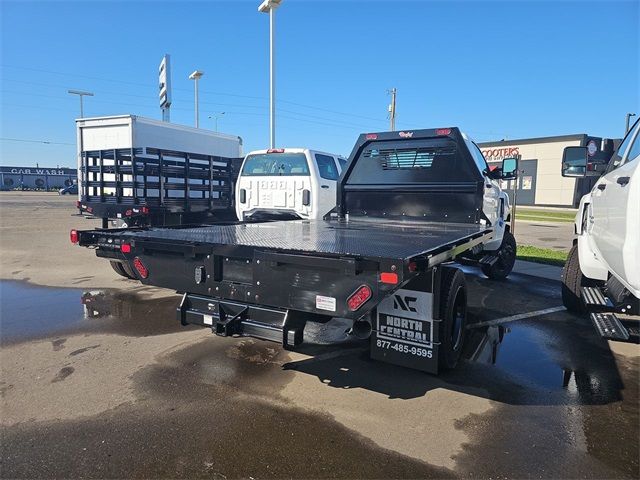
[1,0,638,167]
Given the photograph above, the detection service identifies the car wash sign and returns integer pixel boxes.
[481,146,520,161]
[0,166,76,175]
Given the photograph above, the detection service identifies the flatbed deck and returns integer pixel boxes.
[113,218,491,261]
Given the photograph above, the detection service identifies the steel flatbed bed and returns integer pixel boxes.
[100,218,491,262]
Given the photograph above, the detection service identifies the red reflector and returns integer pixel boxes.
[267,148,285,153]
[133,257,148,279]
[408,262,417,272]
[125,209,133,217]
[380,272,398,284]
[141,206,150,215]
[86,206,93,213]
[436,128,451,136]
[347,285,372,311]
[120,243,131,253]
[365,133,378,140]
[76,200,81,209]
[70,229,79,244]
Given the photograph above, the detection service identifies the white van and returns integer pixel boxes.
[235,148,346,221]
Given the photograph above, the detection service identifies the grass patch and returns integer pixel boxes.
[516,245,568,267]
[514,208,575,223]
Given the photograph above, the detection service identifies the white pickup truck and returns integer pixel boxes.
[560,118,639,342]
[235,148,346,221]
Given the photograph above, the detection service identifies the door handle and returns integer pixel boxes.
[321,185,329,189]
[617,176,630,186]
[597,183,606,191]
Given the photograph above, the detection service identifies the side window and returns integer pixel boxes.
[338,158,347,170]
[315,154,339,180]
[607,119,640,172]
[470,142,489,173]
[622,122,640,165]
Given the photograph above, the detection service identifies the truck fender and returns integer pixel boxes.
[574,193,608,281]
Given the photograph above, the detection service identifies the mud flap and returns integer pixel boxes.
[370,272,440,374]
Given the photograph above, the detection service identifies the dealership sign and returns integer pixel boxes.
[481,146,520,161]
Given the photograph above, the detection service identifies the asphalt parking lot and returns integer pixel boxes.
[1,192,638,479]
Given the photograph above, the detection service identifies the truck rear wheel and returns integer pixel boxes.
[561,244,595,313]
[439,267,468,370]
[110,261,136,280]
[481,230,516,280]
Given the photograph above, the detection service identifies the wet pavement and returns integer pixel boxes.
[1,269,638,478]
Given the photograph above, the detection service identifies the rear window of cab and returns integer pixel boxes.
[241,153,310,176]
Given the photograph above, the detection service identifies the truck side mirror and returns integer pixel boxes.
[501,157,518,179]
[561,146,588,177]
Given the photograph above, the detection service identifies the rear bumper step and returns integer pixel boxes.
[177,293,305,348]
[590,312,630,341]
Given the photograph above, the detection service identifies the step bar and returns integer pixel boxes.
[581,286,614,308]
[590,312,630,341]
[177,293,305,348]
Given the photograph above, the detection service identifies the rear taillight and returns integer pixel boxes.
[380,272,398,284]
[70,229,79,244]
[347,285,372,311]
[436,128,451,136]
[141,206,150,215]
[120,243,131,253]
[133,257,148,279]
[76,200,81,209]
[239,189,247,204]
[365,133,378,140]
[302,189,310,206]
[125,209,133,217]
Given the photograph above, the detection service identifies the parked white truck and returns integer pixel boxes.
[560,118,639,342]
[235,148,346,221]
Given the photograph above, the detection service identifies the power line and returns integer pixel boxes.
[0,137,75,146]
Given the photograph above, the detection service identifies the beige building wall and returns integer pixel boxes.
[480,138,583,206]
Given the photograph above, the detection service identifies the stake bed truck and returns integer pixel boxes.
[73,127,518,373]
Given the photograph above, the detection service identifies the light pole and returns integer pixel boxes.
[626,113,637,133]
[68,89,94,118]
[208,112,225,132]
[258,0,282,148]
[189,70,204,128]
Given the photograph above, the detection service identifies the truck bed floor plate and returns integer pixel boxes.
[119,219,490,261]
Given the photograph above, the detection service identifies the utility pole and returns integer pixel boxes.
[258,0,283,148]
[625,113,636,133]
[67,90,94,118]
[189,70,204,128]
[388,88,397,131]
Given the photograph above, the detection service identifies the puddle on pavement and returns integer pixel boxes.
[0,280,196,345]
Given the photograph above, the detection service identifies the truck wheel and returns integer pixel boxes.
[481,230,516,280]
[561,244,595,313]
[439,267,467,370]
[110,261,136,280]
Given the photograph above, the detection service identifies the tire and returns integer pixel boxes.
[481,230,517,280]
[439,267,468,370]
[110,260,136,280]
[561,244,596,313]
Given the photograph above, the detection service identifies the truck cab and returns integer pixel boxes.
[235,148,346,221]
[561,118,640,341]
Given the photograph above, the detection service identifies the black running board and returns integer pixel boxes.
[581,286,613,308]
[590,312,630,341]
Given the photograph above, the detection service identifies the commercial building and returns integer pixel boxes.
[0,166,77,191]
[478,134,617,208]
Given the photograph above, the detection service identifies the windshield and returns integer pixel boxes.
[241,153,310,176]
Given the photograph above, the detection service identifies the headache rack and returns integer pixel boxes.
[79,147,242,224]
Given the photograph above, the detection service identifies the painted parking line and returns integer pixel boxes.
[468,305,566,329]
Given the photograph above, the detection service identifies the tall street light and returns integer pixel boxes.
[258,0,282,148]
[189,70,204,128]
[208,112,225,132]
[68,89,94,118]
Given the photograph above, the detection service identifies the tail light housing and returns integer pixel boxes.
[302,189,311,206]
[70,229,79,244]
[133,257,148,279]
[380,272,398,284]
[239,189,247,204]
[347,285,372,311]
[120,243,131,253]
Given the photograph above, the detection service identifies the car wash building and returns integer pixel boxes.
[478,134,617,208]
[0,166,77,191]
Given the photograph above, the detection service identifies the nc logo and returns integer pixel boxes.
[393,295,417,312]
